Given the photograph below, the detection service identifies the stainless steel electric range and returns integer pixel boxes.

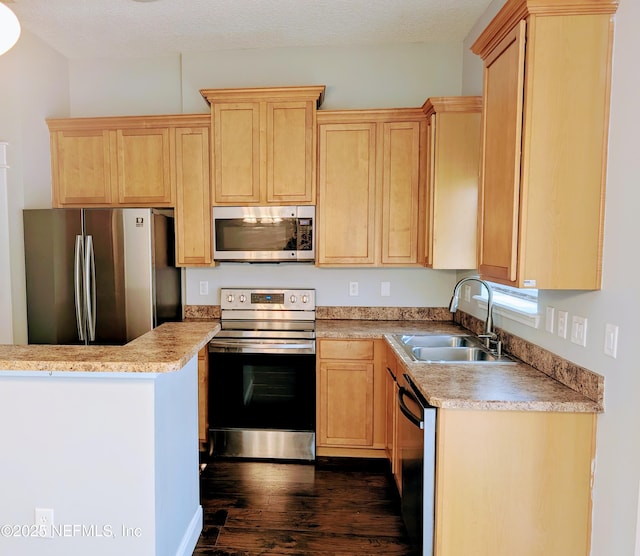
[208,288,316,461]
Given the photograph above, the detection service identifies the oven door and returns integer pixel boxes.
[208,347,316,460]
[212,205,314,262]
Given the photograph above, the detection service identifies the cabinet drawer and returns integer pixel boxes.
[319,340,375,361]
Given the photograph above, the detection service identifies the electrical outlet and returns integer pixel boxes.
[604,323,619,358]
[199,281,209,295]
[557,310,568,339]
[35,508,54,538]
[381,282,391,297]
[349,281,359,296]
[462,285,471,303]
[570,316,588,347]
[545,306,555,333]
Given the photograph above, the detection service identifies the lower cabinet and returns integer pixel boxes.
[316,338,386,457]
[385,344,597,556]
[384,342,401,491]
[197,346,209,451]
[435,409,596,556]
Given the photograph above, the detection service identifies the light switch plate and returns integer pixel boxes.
[545,306,555,333]
[349,282,359,296]
[381,282,391,297]
[604,323,619,358]
[462,285,471,303]
[570,316,588,347]
[557,311,568,339]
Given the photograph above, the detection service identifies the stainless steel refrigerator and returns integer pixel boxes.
[23,208,182,345]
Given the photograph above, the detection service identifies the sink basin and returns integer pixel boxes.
[410,346,505,363]
[393,334,517,364]
[398,334,477,348]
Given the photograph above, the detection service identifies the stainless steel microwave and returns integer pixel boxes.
[212,206,315,262]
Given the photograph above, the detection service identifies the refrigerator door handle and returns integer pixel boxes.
[85,234,97,342]
[74,234,86,342]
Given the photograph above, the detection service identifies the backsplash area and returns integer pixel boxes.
[185,304,604,406]
[455,311,604,407]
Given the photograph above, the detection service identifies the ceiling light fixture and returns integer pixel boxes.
[0,2,20,56]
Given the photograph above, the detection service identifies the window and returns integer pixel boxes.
[475,282,540,328]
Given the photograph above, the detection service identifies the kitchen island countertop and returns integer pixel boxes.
[0,321,219,373]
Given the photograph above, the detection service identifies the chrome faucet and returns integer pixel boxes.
[449,276,501,353]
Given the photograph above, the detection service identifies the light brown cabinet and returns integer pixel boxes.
[174,123,213,267]
[471,0,618,289]
[48,116,176,208]
[47,115,213,267]
[434,409,596,556]
[385,342,596,555]
[316,338,386,457]
[316,110,427,266]
[200,86,325,206]
[197,346,209,451]
[422,97,481,270]
[384,343,401,491]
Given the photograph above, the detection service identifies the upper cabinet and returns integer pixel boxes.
[471,0,618,289]
[200,86,325,206]
[47,114,213,267]
[174,121,214,267]
[316,109,427,267]
[48,116,177,208]
[422,97,481,270]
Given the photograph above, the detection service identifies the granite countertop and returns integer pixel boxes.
[317,319,602,413]
[0,321,219,373]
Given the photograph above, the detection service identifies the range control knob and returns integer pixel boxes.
[226,294,234,303]
[302,294,309,304]
[290,294,297,304]
[239,294,247,303]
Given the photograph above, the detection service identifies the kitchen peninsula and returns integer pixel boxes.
[0,322,218,556]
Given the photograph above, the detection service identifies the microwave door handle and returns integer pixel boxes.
[74,235,86,342]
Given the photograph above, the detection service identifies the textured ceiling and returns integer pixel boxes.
[6,0,494,60]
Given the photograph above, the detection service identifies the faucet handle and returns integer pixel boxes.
[478,333,498,350]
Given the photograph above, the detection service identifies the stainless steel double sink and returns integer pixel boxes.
[394,334,517,364]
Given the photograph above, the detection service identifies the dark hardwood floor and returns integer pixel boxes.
[193,457,418,555]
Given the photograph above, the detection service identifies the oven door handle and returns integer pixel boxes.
[209,339,316,354]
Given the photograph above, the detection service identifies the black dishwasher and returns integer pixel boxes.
[397,373,436,556]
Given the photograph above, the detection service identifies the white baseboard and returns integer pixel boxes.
[174,505,203,556]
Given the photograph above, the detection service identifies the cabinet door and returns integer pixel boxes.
[428,111,481,269]
[115,128,173,206]
[266,100,315,203]
[50,129,113,206]
[381,121,421,265]
[317,123,377,265]
[212,102,261,204]
[385,345,400,485]
[197,346,209,450]
[175,127,212,266]
[318,360,374,447]
[477,21,526,284]
[435,409,595,556]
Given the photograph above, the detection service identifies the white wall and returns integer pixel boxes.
[462,1,640,554]
[186,264,456,307]
[64,41,466,310]
[0,358,201,556]
[0,30,69,345]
